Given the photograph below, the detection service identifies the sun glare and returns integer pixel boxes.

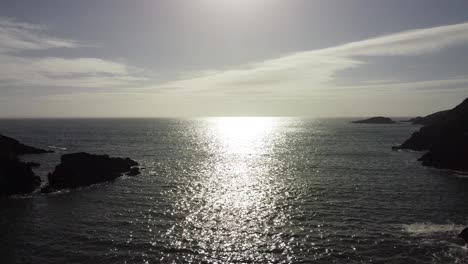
[211,117,278,154]
[199,0,268,10]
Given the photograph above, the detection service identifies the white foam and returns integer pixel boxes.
[47,145,67,150]
[454,172,468,178]
[44,189,71,195]
[403,222,465,235]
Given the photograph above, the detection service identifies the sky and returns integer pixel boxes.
[0,0,468,117]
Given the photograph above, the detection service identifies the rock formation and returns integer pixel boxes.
[42,152,140,192]
[352,116,396,124]
[459,227,468,243]
[0,134,50,195]
[0,134,52,156]
[406,110,449,125]
[394,98,468,171]
[0,155,42,195]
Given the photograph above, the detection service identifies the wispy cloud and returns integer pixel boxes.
[2,16,467,116]
[157,21,468,97]
[321,21,468,56]
[330,78,468,93]
[0,17,147,89]
[0,17,79,52]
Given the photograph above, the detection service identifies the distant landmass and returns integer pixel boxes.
[352,116,396,124]
[394,97,468,171]
[406,110,450,125]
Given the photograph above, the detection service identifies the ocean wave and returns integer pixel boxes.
[453,172,468,178]
[403,222,465,235]
[41,188,71,195]
[47,145,67,150]
[7,193,35,199]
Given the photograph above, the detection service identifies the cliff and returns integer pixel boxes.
[407,110,449,125]
[395,98,468,171]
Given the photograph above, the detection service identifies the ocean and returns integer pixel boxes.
[1,117,468,263]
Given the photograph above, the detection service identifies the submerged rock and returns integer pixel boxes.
[394,97,468,171]
[352,116,396,124]
[42,152,140,192]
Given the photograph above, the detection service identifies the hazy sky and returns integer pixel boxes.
[1,0,468,117]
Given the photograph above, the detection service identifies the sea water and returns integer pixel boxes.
[1,118,468,263]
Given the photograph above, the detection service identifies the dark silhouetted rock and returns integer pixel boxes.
[406,110,450,125]
[42,152,140,192]
[0,134,51,195]
[394,97,468,171]
[459,227,468,243]
[127,167,140,176]
[25,162,41,167]
[0,134,52,156]
[352,117,396,124]
[0,156,41,195]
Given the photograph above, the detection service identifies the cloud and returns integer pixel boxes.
[321,21,468,56]
[329,78,468,93]
[2,16,468,116]
[0,17,79,52]
[32,57,129,76]
[156,21,468,97]
[0,16,147,89]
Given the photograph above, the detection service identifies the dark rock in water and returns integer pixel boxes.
[0,134,50,195]
[0,156,41,195]
[42,152,140,192]
[394,97,468,171]
[26,162,41,167]
[407,110,450,125]
[352,116,396,124]
[0,134,52,157]
[458,227,468,243]
[127,167,140,176]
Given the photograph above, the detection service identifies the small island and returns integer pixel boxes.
[352,116,396,124]
[42,152,140,193]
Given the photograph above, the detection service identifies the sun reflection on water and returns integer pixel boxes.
[206,117,281,208]
[166,117,293,262]
[211,117,279,155]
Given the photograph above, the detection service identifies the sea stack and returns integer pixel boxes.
[394,97,468,171]
[42,152,140,192]
[352,116,396,124]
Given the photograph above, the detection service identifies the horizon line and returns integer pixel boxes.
[0,115,418,119]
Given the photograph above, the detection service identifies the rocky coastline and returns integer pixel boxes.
[394,98,468,171]
[0,134,140,196]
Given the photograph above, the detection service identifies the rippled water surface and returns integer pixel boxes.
[1,118,468,263]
